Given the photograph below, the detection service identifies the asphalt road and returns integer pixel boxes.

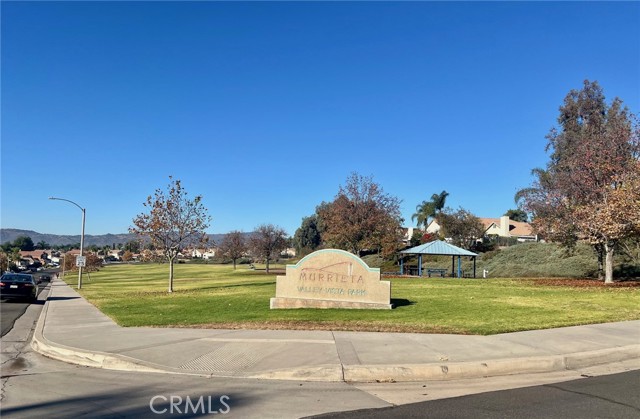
[0,281,49,337]
[311,370,640,419]
[1,281,638,418]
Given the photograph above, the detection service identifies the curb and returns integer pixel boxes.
[31,289,174,375]
[30,286,344,381]
[342,345,640,382]
[222,345,640,382]
[247,366,345,382]
[30,281,640,383]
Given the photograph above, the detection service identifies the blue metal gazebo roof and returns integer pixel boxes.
[400,240,477,257]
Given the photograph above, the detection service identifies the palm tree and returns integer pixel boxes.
[411,201,436,228]
[431,190,449,213]
[411,190,449,228]
[100,245,111,257]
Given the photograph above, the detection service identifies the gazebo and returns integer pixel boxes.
[399,240,478,278]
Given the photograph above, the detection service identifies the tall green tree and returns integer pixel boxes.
[504,209,528,223]
[12,235,34,251]
[123,240,141,253]
[35,240,50,250]
[100,245,112,256]
[516,80,640,283]
[130,177,211,292]
[293,215,322,256]
[411,190,449,228]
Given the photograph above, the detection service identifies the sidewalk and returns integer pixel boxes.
[32,279,640,382]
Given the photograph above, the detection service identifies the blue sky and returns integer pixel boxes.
[2,1,639,237]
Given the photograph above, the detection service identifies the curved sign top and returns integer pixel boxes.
[270,249,392,310]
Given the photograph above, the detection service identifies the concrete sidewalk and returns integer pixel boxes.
[32,279,640,383]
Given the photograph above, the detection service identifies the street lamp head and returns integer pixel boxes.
[48,196,84,211]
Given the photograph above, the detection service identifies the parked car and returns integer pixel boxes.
[40,274,52,282]
[0,273,39,302]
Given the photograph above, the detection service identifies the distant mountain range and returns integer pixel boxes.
[0,228,233,247]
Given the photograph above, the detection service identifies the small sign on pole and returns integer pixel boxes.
[76,255,86,267]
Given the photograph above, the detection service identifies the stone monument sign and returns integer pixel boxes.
[270,249,392,309]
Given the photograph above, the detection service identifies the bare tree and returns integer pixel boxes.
[130,177,211,292]
[218,231,248,269]
[249,224,287,274]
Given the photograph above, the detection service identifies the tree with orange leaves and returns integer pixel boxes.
[130,177,211,292]
[317,172,403,257]
[517,81,640,283]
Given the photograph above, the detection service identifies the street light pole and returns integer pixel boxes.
[79,206,85,289]
[49,197,86,289]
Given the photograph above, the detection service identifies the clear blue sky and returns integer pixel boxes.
[2,1,639,237]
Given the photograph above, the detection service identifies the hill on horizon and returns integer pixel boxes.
[0,228,235,248]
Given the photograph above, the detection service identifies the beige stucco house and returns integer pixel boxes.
[480,216,537,242]
[426,215,537,242]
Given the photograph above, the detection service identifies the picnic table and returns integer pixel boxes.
[426,268,447,278]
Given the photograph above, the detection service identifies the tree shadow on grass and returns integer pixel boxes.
[246,269,286,275]
[180,282,276,292]
[391,298,415,308]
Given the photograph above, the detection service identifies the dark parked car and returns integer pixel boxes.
[40,274,52,282]
[0,273,39,302]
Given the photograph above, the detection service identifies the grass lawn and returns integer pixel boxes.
[65,263,640,335]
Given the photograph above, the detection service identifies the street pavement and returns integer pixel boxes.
[1,285,48,336]
[32,279,640,383]
[309,369,640,419]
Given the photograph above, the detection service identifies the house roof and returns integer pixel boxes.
[479,218,535,237]
[18,250,50,260]
[400,240,477,257]
[479,218,498,229]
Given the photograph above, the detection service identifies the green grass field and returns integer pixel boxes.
[65,263,640,335]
